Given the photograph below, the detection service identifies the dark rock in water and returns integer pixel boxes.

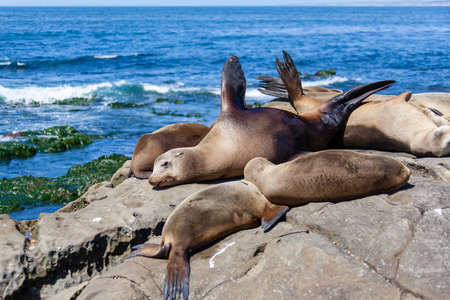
[314,68,336,76]
[0,141,37,161]
[0,151,449,299]
[2,131,26,138]
[0,154,129,214]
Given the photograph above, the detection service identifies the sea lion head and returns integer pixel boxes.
[243,157,274,184]
[149,148,198,188]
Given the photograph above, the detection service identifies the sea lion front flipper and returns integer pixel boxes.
[164,248,190,300]
[220,56,246,112]
[299,80,395,150]
[261,204,289,233]
[256,75,289,99]
[129,243,171,259]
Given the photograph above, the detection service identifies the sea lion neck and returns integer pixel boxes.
[220,56,247,113]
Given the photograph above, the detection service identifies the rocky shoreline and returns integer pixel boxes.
[1,150,449,299]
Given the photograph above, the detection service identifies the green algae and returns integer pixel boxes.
[314,69,336,76]
[51,97,96,106]
[108,102,145,109]
[0,154,129,215]
[1,125,104,161]
[155,98,185,104]
[152,109,203,118]
[28,125,93,153]
[0,142,37,161]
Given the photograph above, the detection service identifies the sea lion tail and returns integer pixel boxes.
[221,55,246,111]
[164,248,190,300]
[261,204,289,232]
[128,243,171,259]
[256,75,289,99]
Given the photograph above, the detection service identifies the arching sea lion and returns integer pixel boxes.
[258,51,450,157]
[149,56,394,187]
[130,123,210,179]
[131,180,288,300]
[244,150,411,206]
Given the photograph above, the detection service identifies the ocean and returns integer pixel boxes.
[1,6,449,218]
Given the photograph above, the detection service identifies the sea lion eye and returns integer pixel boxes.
[176,152,184,157]
[161,162,169,167]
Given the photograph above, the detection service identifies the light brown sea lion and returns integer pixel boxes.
[244,150,411,206]
[130,180,288,300]
[129,123,210,179]
[149,55,394,187]
[420,108,450,127]
[409,93,450,115]
[257,51,450,157]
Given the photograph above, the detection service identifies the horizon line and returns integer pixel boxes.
[0,4,449,7]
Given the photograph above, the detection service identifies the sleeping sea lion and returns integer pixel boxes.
[244,150,411,206]
[131,180,288,300]
[149,55,394,187]
[257,51,450,157]
[130,123,210,179]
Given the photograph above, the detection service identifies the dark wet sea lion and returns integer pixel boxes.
[258,51,450,157]
[131,180,288,300]
[129,123,210,179]
[244,150,411,206]
[149,55,394,187]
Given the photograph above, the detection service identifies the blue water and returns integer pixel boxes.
[1,7,449,182]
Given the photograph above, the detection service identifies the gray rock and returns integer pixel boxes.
[1,151,449,299]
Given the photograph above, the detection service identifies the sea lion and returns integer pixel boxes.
[409,93,450,115]
[244,150,411,206]
[149,55,394,187]
[130,123,210,179]
[420,108,450,127]
[131,180,288,300]
[258,51,450,157]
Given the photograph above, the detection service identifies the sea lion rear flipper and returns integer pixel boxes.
[129,243,171,259]
[164,249,190,300]
[299,80,395,150]
[275,50,304,102]
[261,204,289,233]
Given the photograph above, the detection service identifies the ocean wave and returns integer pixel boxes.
[0,82,113,104]
[0,76,354,105]
[93,55,118,59]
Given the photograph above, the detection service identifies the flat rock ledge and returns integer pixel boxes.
[1,151,449,300]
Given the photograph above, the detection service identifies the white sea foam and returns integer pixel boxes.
[303,75,354,87]
[93,55,118,59]
[0,82,113,104]
[0,62,12,66]
[143,82,209,94]
[246,88,273,100]
[17,62,26,66]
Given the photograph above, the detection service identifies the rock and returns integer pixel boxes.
[0,215,27,297]
[1,150,449,299]
[110,160,131,188]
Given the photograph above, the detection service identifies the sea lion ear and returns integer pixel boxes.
[176,152,184,157]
